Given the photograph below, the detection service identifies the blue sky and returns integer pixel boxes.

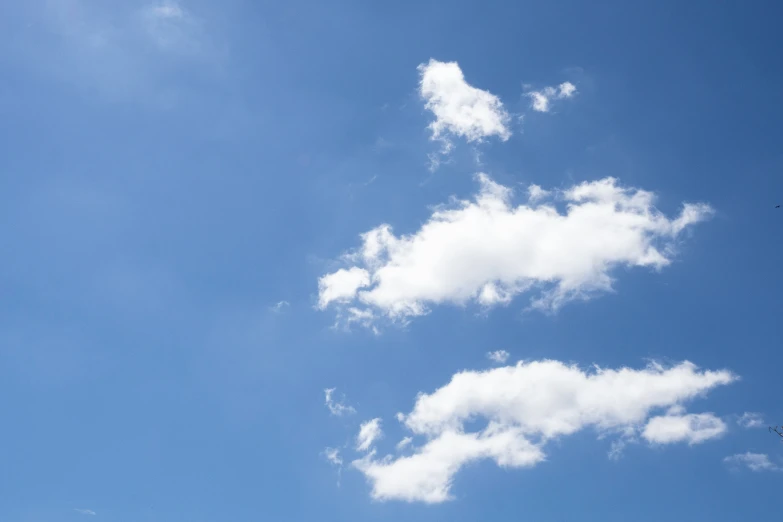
[1,0,782,520]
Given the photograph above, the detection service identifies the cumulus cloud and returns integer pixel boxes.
[642,411,726,445]
[526,82,577,112]
[724,452,780,472]
[486,350,510,364]
[357,418,383,452]
[324,388,356,417]
[737,412,764,429]
[352,360,736,503]
[318,175,713,327]
[558,82,577,98]
[418,59,511,159]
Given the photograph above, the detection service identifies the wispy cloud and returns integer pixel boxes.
[396,436,413,451]
[324,388,356,416]
[140,0,203,55]
[323,447,344,486]
[737,412,765,429]
[324,447,343,466]
[74,508,97,516]
[486,350,510,364]
[270,300,290,312]
[608,439,629,461]
[149,1,184,20]
[724,452,780,472]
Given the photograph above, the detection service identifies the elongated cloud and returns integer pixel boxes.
[724,452,780,472]
[642,411,727,445]
[419,59,511,149]
[352,360,736,503]
[318,175,713,326]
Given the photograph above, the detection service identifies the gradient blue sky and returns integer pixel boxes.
[1,0,782,520]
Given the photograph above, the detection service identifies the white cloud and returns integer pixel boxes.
[737,412,764,429]
[357,418,383,452]
[352,360,736,503]
[324,447,344,486]
[355,425,543,503]
[270,300,289,312]
[528,92,551,113]
[324,388,356,417]
[418,59,511,157]
[324,447,343,466]
[344,307,376,330]
[318,175,713,326]
[486,350,510,364]
[642,411,727,445]
[608,438,629,461]
[317,267,370,309]
[558,81,577,98]
[396,436,413,451]
[527,184,550,202]
[74,509,96,516]
[724,452,780,472]
[526,82,577,113]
